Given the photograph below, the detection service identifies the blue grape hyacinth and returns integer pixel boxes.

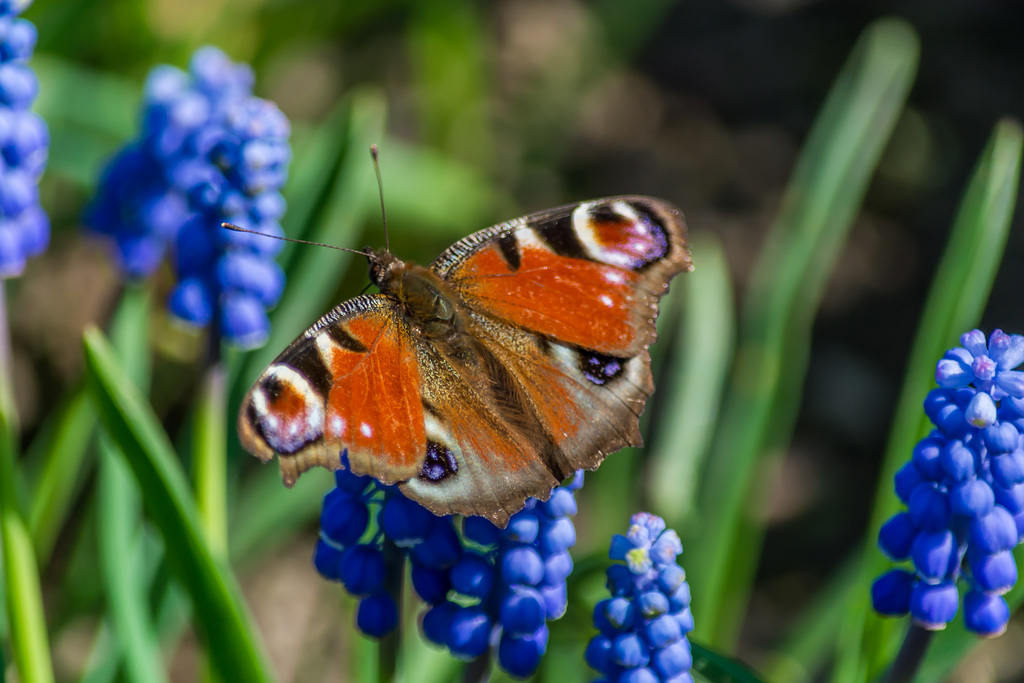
[85,46,289,349]
[873,329,1024,636]
[315,453,580,678]
[586,512,694,683]
[0,2,49,277]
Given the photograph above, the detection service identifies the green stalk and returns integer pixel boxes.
[98,284,167,683]
[0,282,54,683]
[195,335,228,683]
[195,342,228,557]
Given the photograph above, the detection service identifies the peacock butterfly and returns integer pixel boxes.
[238,196,692,526]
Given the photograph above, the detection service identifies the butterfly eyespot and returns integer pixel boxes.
[579,350,626,386]
[420,441,458,482]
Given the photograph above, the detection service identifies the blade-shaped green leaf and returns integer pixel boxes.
[686,18,920,648]
[645,235,734,526]
[0,284,54,682]
[82,325,277,683]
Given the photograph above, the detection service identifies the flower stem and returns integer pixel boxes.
[885,624,933,683]
[462,652,490,683]
[195,330,227,683]
[378,537,404,683]
[195,335,228,556]
[0,281,54,683]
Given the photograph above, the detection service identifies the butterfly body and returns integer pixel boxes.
[239,196,691,525]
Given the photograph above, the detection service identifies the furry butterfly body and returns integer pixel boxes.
[239,196,691,525]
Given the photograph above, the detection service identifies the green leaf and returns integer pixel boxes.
[685,18,920,648]
[691,640,769,683]
[95,285,168,683]
[0,284,54,682]
[26,384,95,563]
[82,325,277,683]
[840,118,1024,682]
[645,235,735,526]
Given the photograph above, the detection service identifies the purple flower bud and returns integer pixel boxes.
[872,569,915,616]
[878,512,916,560]
[497,627,547,677]
[502,545,544,585]
[950,479,995,518]
[450,553,494,599]
[447,607,491,658]
[940,440,975,481]
[991,452,1024,489]
[997,371,1024,399]
[462,516,500,546]
[910,581,958,629]
[356,593,397,638]
[380,494,434,546]
[638,590,670,618]
[338,545,385,596]
[984,422,1020,454]
[911,530,957,582]
[500,586,546,635]
[992,332,1024,370]
[969,507,1018,554]
[969,549,1017,594]
[319,489,368,546]
[653,640,693,679]
[612,633,649,668]
[585,635,615,674]
[936,351,973,388]
[964,591,1010,636]
[908,483,951,532]
[961,330,988,357]
[411,565,450,604]
[218,291,269,349]
[966,392,997,428]
[504,511,539,543]
[644,614,683,648]
[912,436,945,481]
[894,462,926,503]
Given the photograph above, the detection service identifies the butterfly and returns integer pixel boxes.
[238,196,692,526]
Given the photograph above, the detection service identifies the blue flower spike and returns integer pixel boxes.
[587,512,694,683]
[84,46,290,349]
[0,0,48,278]
[315,458,581,677]
[874,329,1024,638]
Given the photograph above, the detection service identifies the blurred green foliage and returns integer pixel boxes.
[0,1,1021,682]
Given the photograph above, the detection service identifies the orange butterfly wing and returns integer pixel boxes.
[238,296,427,485]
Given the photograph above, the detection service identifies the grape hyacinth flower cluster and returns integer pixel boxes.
[315,453,580,678]
[873,329,1024,636]
[586,512,694,683]
[85,46,290,348]
[0,2,49,277]
[420,472,580,677]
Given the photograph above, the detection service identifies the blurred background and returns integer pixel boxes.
[11,0,1024,680]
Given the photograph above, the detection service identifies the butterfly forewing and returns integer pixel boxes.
[239,196,691,526]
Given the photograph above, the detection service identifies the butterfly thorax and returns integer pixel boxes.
[367,248,463,346]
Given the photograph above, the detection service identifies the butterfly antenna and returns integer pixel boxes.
[220,223,379,262]
[370,144,390,253]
